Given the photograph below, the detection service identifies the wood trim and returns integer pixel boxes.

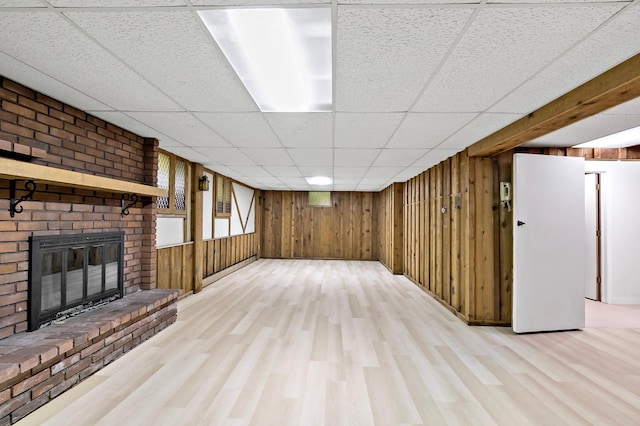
[202,256,257,288]
[0,157,165,197]
[468,53,640,157]
[231,183,244,233]
[192,163,204,294]
[244,191,256,233]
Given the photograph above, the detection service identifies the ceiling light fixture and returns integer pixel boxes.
[198,8,332,112]
[306,176,332,186]
[572,125,640,149]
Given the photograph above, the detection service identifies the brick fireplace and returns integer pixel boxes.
[0,76,159,338]
[0,76,178,423]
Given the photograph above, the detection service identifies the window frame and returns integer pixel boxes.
[215,174,233,218]
[157,149,190,217]
[308,191,332,208]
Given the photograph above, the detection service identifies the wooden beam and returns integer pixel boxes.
[468,53,640,157]
[0,157,166,197]
[191,163,204,294]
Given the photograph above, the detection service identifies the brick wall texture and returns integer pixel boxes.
[0,76,159,339]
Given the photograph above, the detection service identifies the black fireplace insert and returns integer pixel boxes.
[28,232,124,331]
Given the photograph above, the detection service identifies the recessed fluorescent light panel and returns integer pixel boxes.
[306,176,332,185]
[198,8,332,112]
[572,125,640,149]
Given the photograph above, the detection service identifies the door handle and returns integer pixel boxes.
[517,220,526,227]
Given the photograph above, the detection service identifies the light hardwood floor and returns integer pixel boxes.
[19,259,640,425]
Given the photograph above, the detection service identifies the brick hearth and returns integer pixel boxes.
[0,289,179,424]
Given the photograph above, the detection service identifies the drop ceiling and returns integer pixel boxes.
[0,0,639,191]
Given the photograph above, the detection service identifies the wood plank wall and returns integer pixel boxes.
[203,233,257,276]
[156,242,194,294]
[377,184,403,274]
[261,191,378,260]
[156,233,258,294]
[398,150,511,325]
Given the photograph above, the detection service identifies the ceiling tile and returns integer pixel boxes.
[490,4,640,114]
[364,167,404,178]
[414,5,625,112]
[393,166,429,181]
[265,113,332,148]
[488,0,622,3]
[0,1,44,7]
[299,166,333,176]
[163,146,206,163]
[0,11,179,111]
[49,0,185,5]
[191,0,327,4]
[228,166,272,178]
[386,113,478,148]
[334,149,381,167]
[340,0,477,3]
[437,113,521,150]
[269,184,291,190]
[336,7,473,112]
[204,165,236,176]
[157,138,185,148]
[249,176,283,185]
[282,177,313,186]
[412,149,460,169]
[0,52,111,112]
[334,167,369,178]
[196,113,281,148]
[194,148,256,166]
[288,149,333,167]
[127,112,230,148]
[240,148,294,166]
[335,113,403,148]
[603,97,640,115]
[89,111,167,140]
[64,10,257,112]
[526,114,640,148]
[359,177,391,186]
[263,166,303,177]
[333,184,359,191]
[373,149,430,167]
[357,184,385,192]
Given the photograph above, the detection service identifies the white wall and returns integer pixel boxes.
[207,179,255,239]
[585,161,640,304]
[214,218,229,239]
[230,182,255,236]
[156,217,185,247]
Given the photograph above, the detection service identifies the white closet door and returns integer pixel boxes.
[513,154,585,333]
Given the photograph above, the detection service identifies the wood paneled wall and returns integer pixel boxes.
[203,233,257,276]
[156,233,258,294]
[157,242,194,294]
[377,183,403,274]
[399,150,512,325]
[261,191,378,260]
[396,145,640,325]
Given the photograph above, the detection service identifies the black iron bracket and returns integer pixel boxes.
[9,180,37,218]
[121,193,138,217]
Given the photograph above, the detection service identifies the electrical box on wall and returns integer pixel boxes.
[500,182,511,202]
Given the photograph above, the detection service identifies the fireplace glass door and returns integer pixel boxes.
[29,232,124,331]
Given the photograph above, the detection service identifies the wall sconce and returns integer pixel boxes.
[198,175,210,191]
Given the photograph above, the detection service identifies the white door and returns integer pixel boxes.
[584,173,598,300]
[513,154,585,333]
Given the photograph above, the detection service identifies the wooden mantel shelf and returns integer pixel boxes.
[0,157,166,197]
